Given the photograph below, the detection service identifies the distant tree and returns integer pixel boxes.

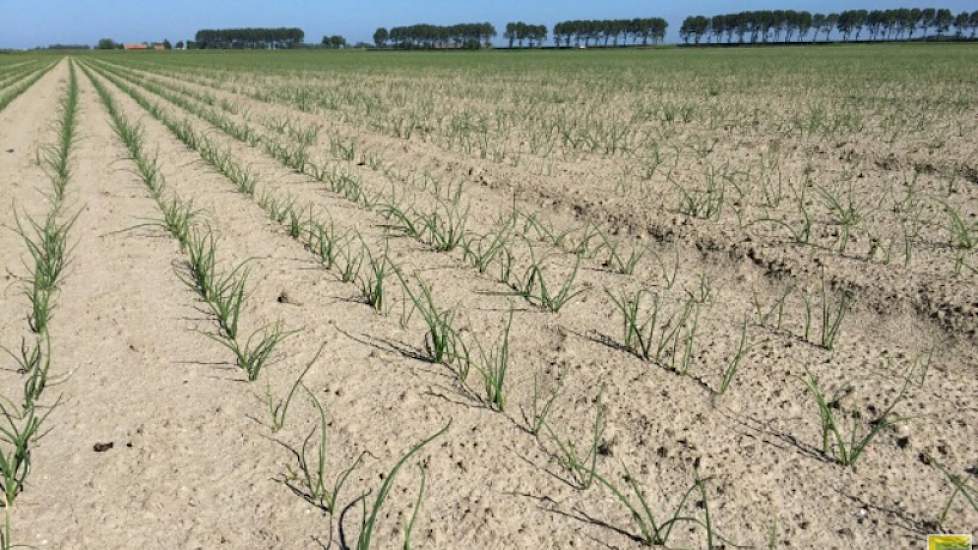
[681,7,975,46]
[532,25,548,47]
[919,8,937,37]
[162,39,172,49]
[176,40,185,49]
[797,11,814,41]
[97,38,117,50]
[680,16,709,44]
[504,22,547,47]
[952,12,968,37]
[373,27,389,47]
[811,14,825,41]
[504,22,516,48]
[195,28,304,49]
[824,13,839,41]
[322,35,347,48]
[934,9,953,37]
[387,22,496,49]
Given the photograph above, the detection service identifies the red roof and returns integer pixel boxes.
[124,44,148,50]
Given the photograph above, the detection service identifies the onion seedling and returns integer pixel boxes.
[520,371,561,437]
[471,308,513,411]
[515,253,585,313]
[357,240,391,313]
[284,386,365,514]
[395,274,460,365]
[816,276,853,351]
[266,342,326,433]
[0,396,59,506]
[715,316,751,397]
[340,421,451,550]
[543,387,605,490]
[802,371,908,467]
[931,459,978,530]
[593,463,719,547]
[211,322,294,382]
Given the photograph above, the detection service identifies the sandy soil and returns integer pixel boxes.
[1,55,976,549]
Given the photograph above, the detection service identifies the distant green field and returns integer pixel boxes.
[81,43,977,79]
[81,43,978,120]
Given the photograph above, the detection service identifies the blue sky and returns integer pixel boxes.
[1,0,975,48]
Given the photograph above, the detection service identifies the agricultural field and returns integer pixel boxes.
[0,44,976,548]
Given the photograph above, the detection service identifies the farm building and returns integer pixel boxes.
[123,43,148,50]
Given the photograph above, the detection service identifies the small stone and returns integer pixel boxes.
[93,441,114,453]
[893,423,911,438]
[277,290,303,305]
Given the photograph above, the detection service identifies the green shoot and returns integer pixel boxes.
[285,386,365,514]
[607,288,697,368]
[357,240,391,313]
[342,421,451,550]
[520,371,561,437]
[817,276,853,351]
[931,459,978,530]
[716,316,750,396]
[802,372,908,466]
[307,218,347,270]
[396,274,460,365]
[402,465,428,550]
[266,342,326,433]
[818,184,862,254]
[515,253,585,313]
[0,396,59,506]
[543,387,605,490]
[461,220,513,274]
[15,209,78,293]
[337,243,364,284]
[592,463,714,546]
[472,309,513,411]
[599,231,645,275]
[212,323,294,382]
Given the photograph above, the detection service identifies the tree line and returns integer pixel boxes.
[44,44,91,50]
[99,8,974,52]
[552,19,668,47]
[680,8,978,44]
[504,22,548,48]
[321,35,348,49]
[96,38,178,50]
[194,28,305,49]
[373,23,497,49]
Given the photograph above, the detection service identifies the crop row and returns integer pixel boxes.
[1,60,78,550]
[0,61,58,114]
